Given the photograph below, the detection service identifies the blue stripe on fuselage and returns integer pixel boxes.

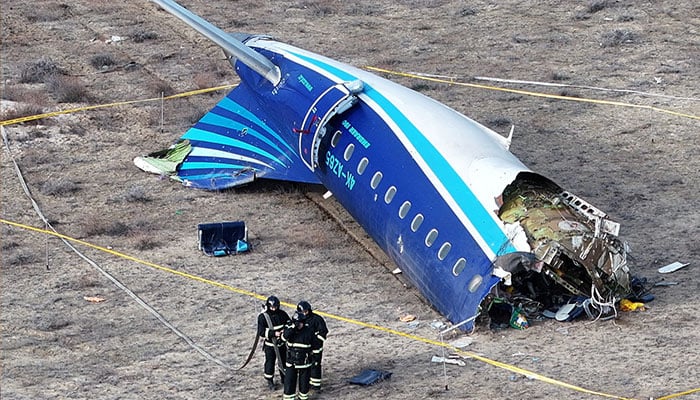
[288,51,515,255]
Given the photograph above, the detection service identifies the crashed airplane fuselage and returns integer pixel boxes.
[137,0,632,330]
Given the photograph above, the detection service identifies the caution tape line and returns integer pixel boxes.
[3,68,698,128]
[0,84,236,126]
[6,218,693,399]
[364,66,700,121]
[656,388,700,400]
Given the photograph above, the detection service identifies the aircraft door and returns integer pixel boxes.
[298,81,362,171]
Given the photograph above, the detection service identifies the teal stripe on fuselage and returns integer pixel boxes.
[199,111,292,165]
[179,162,255,171]
[182,128,282,167]
[288,51,515,255]
[217,96,298,156]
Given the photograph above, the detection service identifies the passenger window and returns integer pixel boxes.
[344,143,355,161]
[453,258,466,277]
[425,229,438,247]
[398,201,411,219]
[331,130,342,147]
[468,274,483,293]
[438,242,451,260]
[384,186,397,204]
[357,157,369,175]
[370,171,383,189]
[411,214,424,232]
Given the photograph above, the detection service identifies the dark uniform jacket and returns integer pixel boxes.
[282,324,320,368]
[257,309,290,346]
[305,312,328,354]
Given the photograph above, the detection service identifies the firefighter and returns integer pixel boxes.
[296,300,328,391]
[257,295,289,390]
[281,311,319,400]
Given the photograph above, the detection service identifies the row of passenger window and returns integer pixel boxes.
[331,130,475,285]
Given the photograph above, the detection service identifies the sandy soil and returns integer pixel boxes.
[2,1,699,399]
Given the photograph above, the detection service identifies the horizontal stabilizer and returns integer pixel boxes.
[136,86,321,190]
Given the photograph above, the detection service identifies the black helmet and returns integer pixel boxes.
[266,296,280,309]
[292,311,307,324]
[296,300,312,313]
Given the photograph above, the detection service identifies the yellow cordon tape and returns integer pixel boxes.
[3,218,697,400]
[1,71,697,399]
[364,66,700,121]
[2,68,698,127]
[0,84,236,126]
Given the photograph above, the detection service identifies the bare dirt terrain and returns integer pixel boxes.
[2,1,699,399]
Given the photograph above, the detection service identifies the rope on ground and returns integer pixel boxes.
[5,217,689,400]
[1,126,234,371]
[2,74,697,397]
[469,76,700,102]
[364,66,700,122]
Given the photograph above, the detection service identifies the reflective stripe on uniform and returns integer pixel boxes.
[285,361,313,368]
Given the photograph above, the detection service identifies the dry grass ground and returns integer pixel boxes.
[2,1,699,399]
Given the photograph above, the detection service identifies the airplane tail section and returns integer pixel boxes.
[134,85,320,190]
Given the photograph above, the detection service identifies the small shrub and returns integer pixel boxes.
[229,20,248,28]
[551,71,570,81]
[410,83,432,92]
[77,272,101,288]
[0,103,45,125]
[5,249,41,266]
[1,240,20,251]
[150,80,175,97]
[90,53,118,69]
[40,178,80,196]
[488,116,512,128]
[193,72,218,90]
[618,14,634,22]
[59,125,86,136]
[124,185,151,203]
[20,58,61,83]
[131,30,158,43]
[81,217,131,237]
[309,5,334,17]
[133,236,161,251]
[600,29,638,47]
[24,127,50,139]
[588,0,608,13]
[25,3,70,22]
[558,89,581,98]
[573,12,591,21]
[46,75,91,103]
[1,87,48,104]
[347,4,381,16]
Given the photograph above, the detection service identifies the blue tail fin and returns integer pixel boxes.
[135,85,319,190]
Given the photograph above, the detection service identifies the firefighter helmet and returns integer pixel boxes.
[292,311,307,324]
[296,300,312,313]
[266,296,280,309]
